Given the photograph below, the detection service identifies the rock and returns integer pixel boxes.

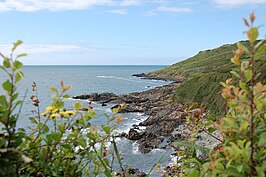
[118,168,147,177]
[79,106,93,111]
[137,136,164,153]
[101,103,107,106]
[119,132,127,138]
[132,73,146,77]
[127,129,143,140]
[72,92,118,103]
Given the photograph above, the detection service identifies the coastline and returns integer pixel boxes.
[72,73,221,175]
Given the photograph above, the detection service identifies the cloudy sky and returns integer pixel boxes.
[0,0,265,65]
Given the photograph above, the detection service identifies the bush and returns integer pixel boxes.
[170,12,266,176]
[0,41,126,176]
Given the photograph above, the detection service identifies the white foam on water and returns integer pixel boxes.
[169,154,178,166]
[132,142,140,154]
[97,75,160,85]
[151,148,166,154]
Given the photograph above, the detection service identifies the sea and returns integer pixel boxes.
[0,65,175,176]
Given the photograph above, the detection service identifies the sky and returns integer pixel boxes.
[0,0,266,65]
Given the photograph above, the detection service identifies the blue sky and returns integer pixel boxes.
[0,0,265,65]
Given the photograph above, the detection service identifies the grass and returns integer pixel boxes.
[150,40,266,114]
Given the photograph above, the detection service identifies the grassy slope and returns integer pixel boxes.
[150,41,266,114]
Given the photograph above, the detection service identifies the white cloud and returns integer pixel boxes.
[120,0,143,6]
[0,0,114,12]
[214,0,266,7]
[0,44,96,56]
[108,9,127,15]
[146,6,192,16]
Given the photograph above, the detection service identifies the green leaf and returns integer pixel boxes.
[226,166,243,177]
[0,95,8,106]
[77,138,87,148]
[13,60,23,70]
[230,71,240,78]
[15,72,24,83]
[12,40,23,52]
[29,117,38,124]
[258,132,266,146]
[112,108,119,113]
[90,111,96,118]
[42,124,49,134]
[102,125,111,134]
[3,59,11,68]
[73,102,82,111]
[17,53,27,58]
[247,27,259,43]
[58,122,65,133]
[241,61,249,71]
[62,94,70,99]
[50,87,57,92]
[207,127,216,134]
[51,132,61,143]
[187,168,200,177]
[2,80,12,92]
[231,57,240,65]
[244,70,252,82]
[83,112,92,121]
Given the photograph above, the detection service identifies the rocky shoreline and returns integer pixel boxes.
[72,73,220,175]
[72,81,187,153]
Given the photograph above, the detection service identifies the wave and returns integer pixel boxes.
[97,75,159,85]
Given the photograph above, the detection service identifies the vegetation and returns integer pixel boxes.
[150,39,266,114]
[170,12,266,176]
[0,12,265,177]
[0,41,128,176]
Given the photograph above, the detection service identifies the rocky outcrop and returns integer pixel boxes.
[72,83,186,153]
[132,73,183,83]
[127,129,143,140]
[72,92,118,104]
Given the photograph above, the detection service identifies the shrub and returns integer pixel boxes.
[0,41,126,176]
[170,12,266,177]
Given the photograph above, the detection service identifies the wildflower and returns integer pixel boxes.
[46,106,55,111]
[50,113,58,119]
[65,111,76,116]
[52,108,59,113]
[41,111,48,117]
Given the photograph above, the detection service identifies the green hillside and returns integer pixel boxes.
[150,41,266,114]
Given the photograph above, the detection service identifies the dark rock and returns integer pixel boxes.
[132,124,139,129]
[101,103,107,106]
[79,106,93,111]
[121,168,147,177]
[119,132,127,138]
[72,92,118,103]
[127,129,143,140]
[132,73,146,77]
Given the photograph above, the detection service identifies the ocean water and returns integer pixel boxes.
[0,65,174,176]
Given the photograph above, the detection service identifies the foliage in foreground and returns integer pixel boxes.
[0,41,127,176]
[170,12,266,177]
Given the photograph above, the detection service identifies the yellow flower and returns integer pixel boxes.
[52,108,59,113]
[50,113,58,119]
[65,111,76,116]
[46,106,55,111]
[41,111,48,117]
